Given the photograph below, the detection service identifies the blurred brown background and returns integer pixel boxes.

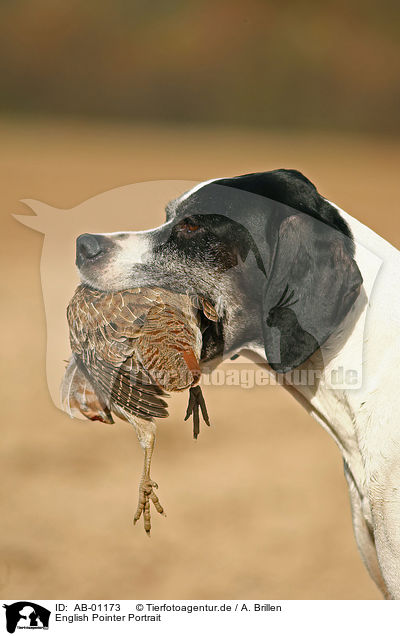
[0,0,399,133]
[1,0,400,600]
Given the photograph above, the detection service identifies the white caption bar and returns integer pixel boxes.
[1,599,396,635]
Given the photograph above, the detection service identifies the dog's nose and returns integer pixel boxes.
[76,233,105,266]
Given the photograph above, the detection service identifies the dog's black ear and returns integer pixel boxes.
[262,213,363,373]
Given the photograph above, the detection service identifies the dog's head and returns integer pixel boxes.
[75,170,363,373]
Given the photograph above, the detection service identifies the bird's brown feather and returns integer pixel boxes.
[64,285,206,423]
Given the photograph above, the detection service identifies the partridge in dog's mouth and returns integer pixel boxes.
[61,285,218,534]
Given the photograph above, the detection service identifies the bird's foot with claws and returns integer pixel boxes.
[184,385,211,439]
[133,478,165,535]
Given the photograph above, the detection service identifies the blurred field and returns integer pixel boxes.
[0,1,399,133]
[2,117,400,600]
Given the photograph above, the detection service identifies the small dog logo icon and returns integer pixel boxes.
[2,602,50,633]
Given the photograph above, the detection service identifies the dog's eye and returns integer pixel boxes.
[177,218,201,234]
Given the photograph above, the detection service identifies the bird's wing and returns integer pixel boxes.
[67,286,169,420]
[67,286,163,363]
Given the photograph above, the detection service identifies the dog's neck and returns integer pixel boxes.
[243,206,400,492]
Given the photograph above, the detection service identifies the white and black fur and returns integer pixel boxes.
[75,169,400,598]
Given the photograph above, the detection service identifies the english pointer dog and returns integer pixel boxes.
[75,169,400,598]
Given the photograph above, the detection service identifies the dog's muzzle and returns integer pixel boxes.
[76,233,110,267]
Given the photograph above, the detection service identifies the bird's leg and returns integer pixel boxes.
[133,429,165,535]
[184,385,211,439]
